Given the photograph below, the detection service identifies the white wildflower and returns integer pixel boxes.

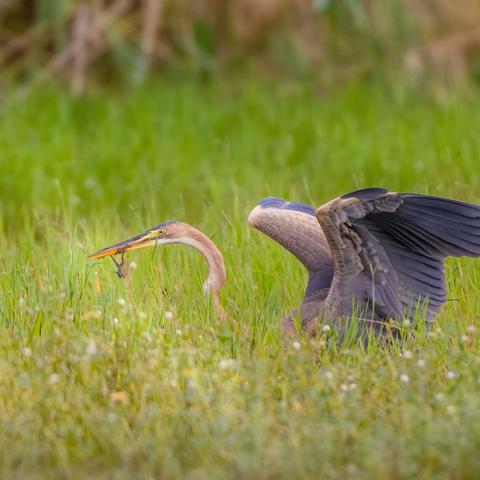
[22,347,32,358]
[435,393,445,402]
[86,339,97,356]
[447,371,457,380]
[18,297,26,307]
[48,373,60,385]
[461,335,470,343]
[292,341,301,351]
[400,374,410,384]
[117,298,127,306]
[112,317,119,327]
[84,178,95,189]
[467,325,476,334]
[175,329,182,336]
[403,350,413,359]
[322,325,331,333]
[165,311,174,321]
[138,311,147,319]
[417,359,426,368]
[402,319,411,327]
[219,359,237,371]
[324,371,334,380]
[128,261,137,270]
[107,412,117,423]
[142,332,152,343]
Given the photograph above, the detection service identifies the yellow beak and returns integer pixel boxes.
[88,231,157,260]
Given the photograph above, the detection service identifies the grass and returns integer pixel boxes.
[1,78,480,478]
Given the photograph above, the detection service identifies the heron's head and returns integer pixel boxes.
[88,221,190,260]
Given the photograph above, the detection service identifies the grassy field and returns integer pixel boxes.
[1,78,480,478]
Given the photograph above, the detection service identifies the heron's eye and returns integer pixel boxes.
[159,229,166,236]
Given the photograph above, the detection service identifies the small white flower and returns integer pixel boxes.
[403,350,413,359]
[65,312,74,321]
[435,393,445,402]
[400,374,410,384]
[322,325,331,333]
[435,327,442,334]
[417,359,426,368]
[402,319,411,327]
[340,383,349,392]
[138,311,147,319]
[84,178,95,189]
[22,347,32,358]
[175,329,182,336]
[86,339,97,356]
[467,325,476,334]
[142,332,152,343]
[113,317,119,327]
[117,298,127,306]
[324,371,334,380]
[292,341,301,351]
[461,335,470,343]
[18,297,26,307]
[128,261,137,270]
[48,373,60,385]
[349,383,357,390]
[165,311,174,321]
[447,371,457,380]
[219,359,237,370]
[107,412,117,423]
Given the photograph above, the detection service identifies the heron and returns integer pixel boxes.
[249,188,480,333]
[89,188,480,334]
[88,221,228,322]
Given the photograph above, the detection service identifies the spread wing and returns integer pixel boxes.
[248,197,334,298]
[316,188,480,323]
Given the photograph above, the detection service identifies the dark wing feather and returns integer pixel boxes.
[316,189,480,323]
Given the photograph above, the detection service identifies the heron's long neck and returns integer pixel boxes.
[176,227,227,319]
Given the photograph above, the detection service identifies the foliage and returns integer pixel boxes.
[2,0,480,91]
[1,79,480,477]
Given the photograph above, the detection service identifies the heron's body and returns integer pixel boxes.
[249,188,480,334]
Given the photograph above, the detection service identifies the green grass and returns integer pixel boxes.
[1,78,480,478]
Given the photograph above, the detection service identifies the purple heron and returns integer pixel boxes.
[89,188,480,334]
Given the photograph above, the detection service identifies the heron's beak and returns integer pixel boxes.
[88,230,158,260]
